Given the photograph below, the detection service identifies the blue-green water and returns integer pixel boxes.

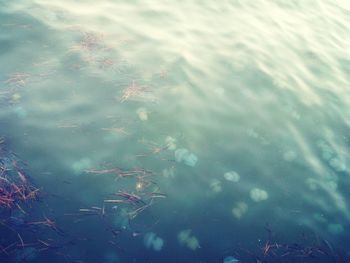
[1,1,350,262]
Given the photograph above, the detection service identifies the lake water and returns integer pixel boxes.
[1,1,350,262]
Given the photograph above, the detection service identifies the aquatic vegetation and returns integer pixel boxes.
[28,215,64,235]
[177,229,200,250]
[0,142,40,210]
[137,139,171,158]
[144,232,164,251]
[78,162,165,243]
[237,225,342,262]
[250,188,268,202]
[79,205,106,218]
[97,57,115,69]
[224,171,240,182]
[174,148,198,167]
[120,81,149,102]
[70,31,106,53]
[86,166,154,179]
[232,202,248,219]
[0,139,69,261]
[136,107,148,121]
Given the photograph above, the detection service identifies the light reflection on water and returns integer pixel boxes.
[1,0,350,262]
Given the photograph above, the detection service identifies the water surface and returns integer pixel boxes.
[1,1,350,262]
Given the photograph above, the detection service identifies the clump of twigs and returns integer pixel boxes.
[64,163,166,253]
[0,138,42,260]
[0,139,39,212]
[68,30,134,75]
[136,138,174,160]
[119,81,150,102]
[3,70,56,93]
[235,224,346,263]
[84,164,165,219]
[0,139,77,262]
[70,32,107,53]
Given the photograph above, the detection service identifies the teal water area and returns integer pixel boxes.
[1,1,350,262]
